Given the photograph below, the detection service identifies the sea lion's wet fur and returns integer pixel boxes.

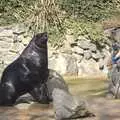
[0,33,48,105]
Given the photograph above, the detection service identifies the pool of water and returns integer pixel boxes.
[0,77,109,120]
[0,103,54,120]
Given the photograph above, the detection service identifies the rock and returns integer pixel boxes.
[77,36,89,41]
[104,28,115,38]
[102,48,111,58]
[112,28,120,42]
[72,53,83,62]
[13,24,25,35]
[98,59,105,70]
[10,43,25,54]
[84,50,92,60]
[0,28,13,38]
[47,69,69,100]
[14,35,23,43]
[89,43,97,52]
[70,42,78,47]
[2,52,18,65]
[48,55,58,70]
[52,88,93,120]
[72,46,84,55]
[78,59,103,76]
[77,40,90,50]
[60,49,72,55]
[104,27,120,43]
[0,41,12,49]
[64,34,75,51]
[104,38,112,46]
[0,64,4,78]
[48,54,78,75]
[92,51,102,61]
[0,37,13,43]
[22,36,31,46]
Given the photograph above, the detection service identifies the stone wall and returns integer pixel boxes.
[0,25,31,77]
[0,25,111,78]
[48,36,111,77]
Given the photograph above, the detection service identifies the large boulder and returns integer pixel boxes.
[77,59,103,77]
[52,88,94,120]
[84,50,92,60]
[89,43,97,52]
[71,46,84,55]
[77,40,90,50]
[92,51,102,61]
[48,53,78,75]
[47,69,69,101]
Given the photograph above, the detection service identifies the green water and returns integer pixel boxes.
[66,77,107,98]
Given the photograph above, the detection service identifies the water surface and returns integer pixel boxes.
[1,77,120,120]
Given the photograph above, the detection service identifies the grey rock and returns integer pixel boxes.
[89,43,97,52]
[0,41,12,49]
[77,40,90,50]
[104,28,115,37]
[0,37,13,43]
[13,24,26,35]
[84,50,92,60]
[72,53,83,62]
[104,38,112,46]
[70,42,78,47]
[0,29,13,38]
[52,88,93,120]
[98,59,105,70]
[102,48,111,58]
[22,36,31,46]
[72,46,84,55]
[92,51,102,61]
[48,54,78,75]
[113,28,120,42]
[48,55,57,70]
[77,36,89,41]
[60,49,72,55]
[77,59,103,76]
[2,52,18,65]
[47,69,69,100]
[10,43,25,54]
[104,27,120,43]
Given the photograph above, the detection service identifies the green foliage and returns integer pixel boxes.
[0,0,63,32]
[58,0,119,22]
[64,19,105,42]
[0,0,120,47]
[48,26,65,48]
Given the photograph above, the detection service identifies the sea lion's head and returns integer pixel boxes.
[34,32,48,48]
